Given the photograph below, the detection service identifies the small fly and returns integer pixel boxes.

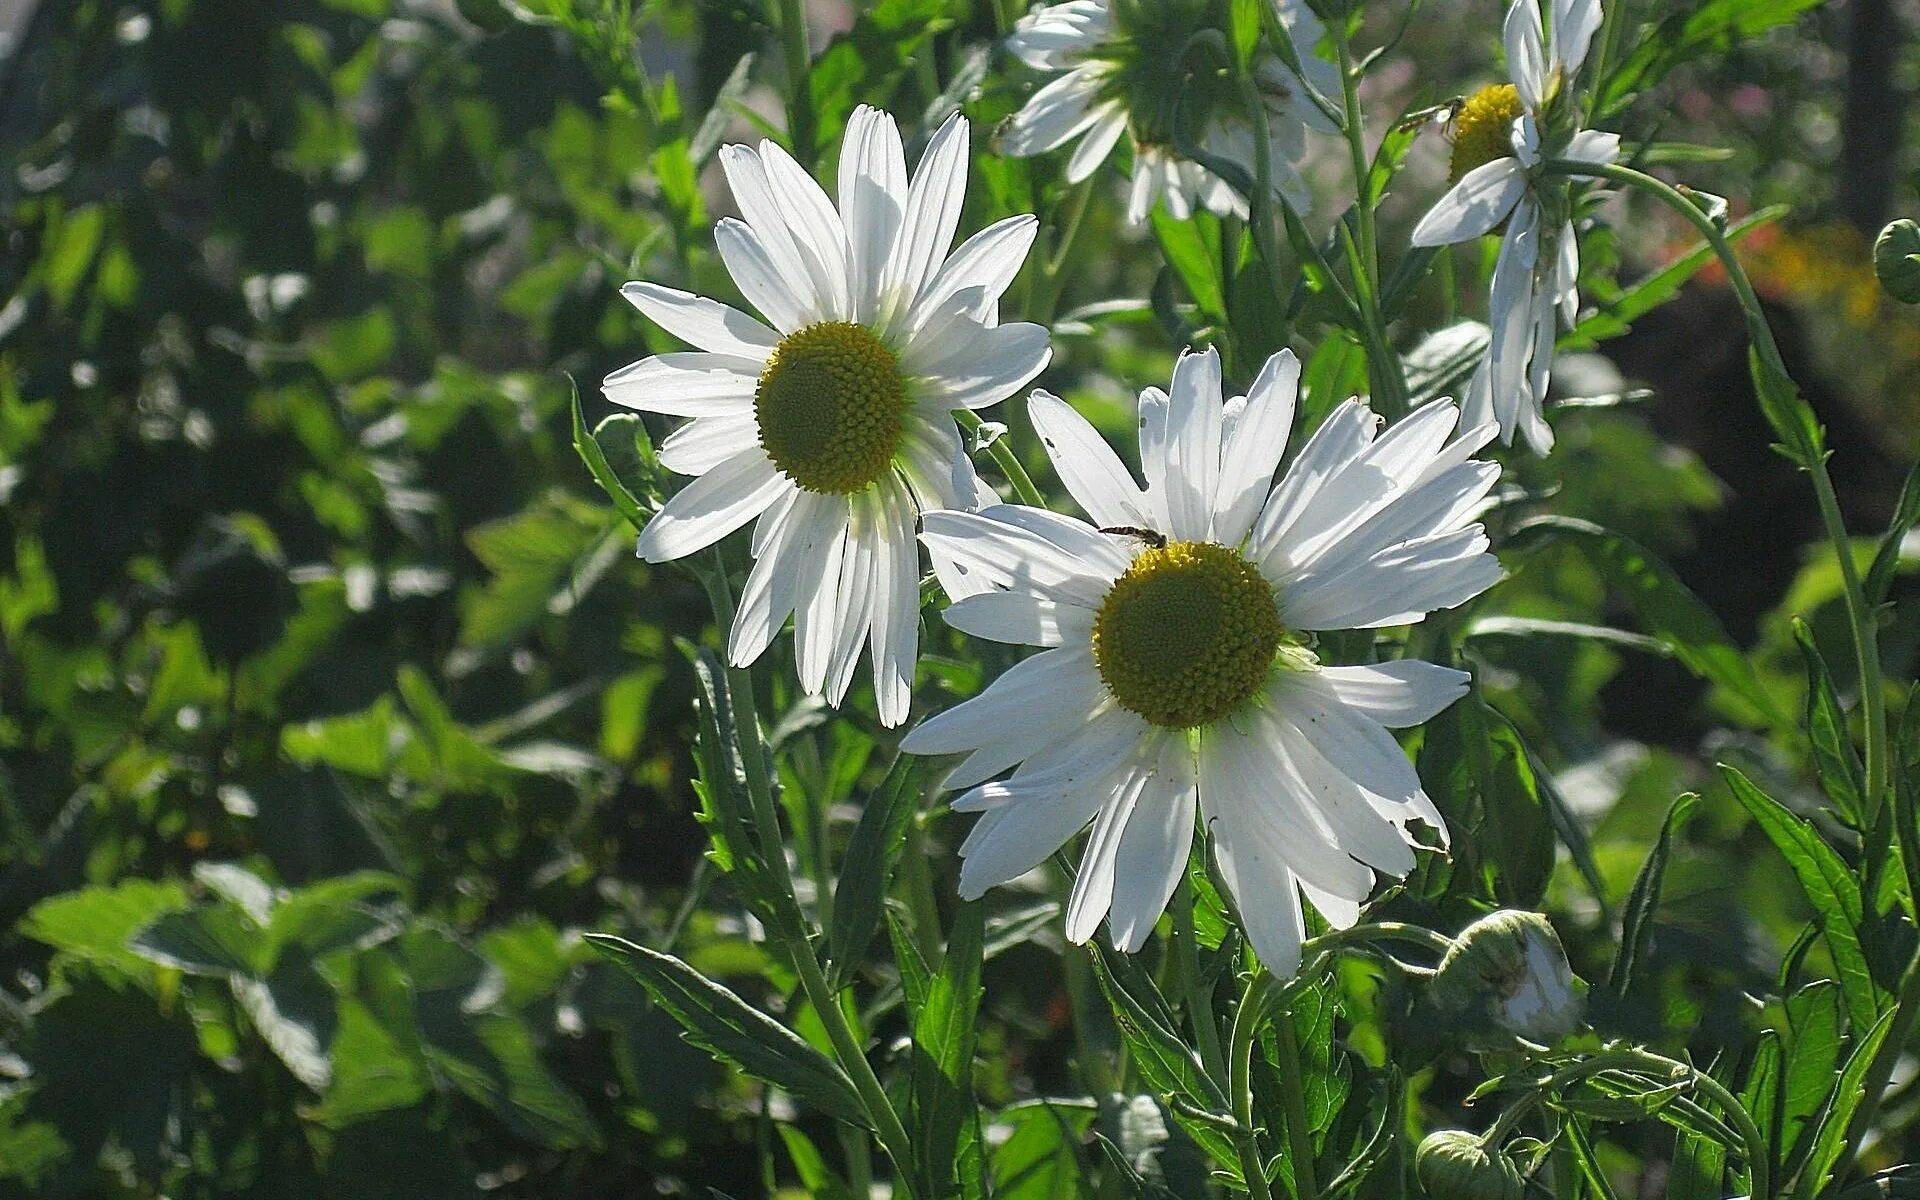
[1099,525,1167,548]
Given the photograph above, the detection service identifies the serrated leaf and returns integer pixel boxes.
[827,756,923,988]
[1721,767,1883,1034]
[233,959,336,1092]
[911,901,986,1199]
[1610,793,1697,997]
[1781,980,1844,1175]
[1088,947,1240,1185]
[586,934,868,1128]
[130,904,265,977]
[573,388,651,532]
[1801,1006,1896,1194]
[1866,460,1920,608]
[1795,620,1865,824]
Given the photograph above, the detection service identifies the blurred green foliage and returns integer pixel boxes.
[0,0,1913,1196]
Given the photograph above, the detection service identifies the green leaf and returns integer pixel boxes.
[130,904,265,978]
[585,934,868,1128]
[1738,1031,1783,1177]
[1511,517,1787,727]
[1609,793,1697,998]
[1567,207,1781,346]
[1151,209,1226,320]
[1781,980,1844,1175]
[911,901,986,1199]
[266,872,405,965]
[1865,461,1920,608]
[988,1100,1098,1199]
[1795,620,1866,824]
[459,491,610,648]
[572,388,651,532]
[827,756,923,988]
[777,1125,859,1200]
[309,999,430,1128]
[22,880,189,976]
[1801,1006,1896,1194]
[1721,767,1883,1033]
[233,959,337,1092]
[1088,947,1240,1185]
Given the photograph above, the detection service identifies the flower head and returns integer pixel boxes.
[605,106,1051,727]
[902,347,1503,974]
[1002,0,1336,225]
[1411,0,1619,455]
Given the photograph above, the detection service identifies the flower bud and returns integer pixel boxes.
[1431,910,1585,1044]
[1415,1130,1524,1200]
[1874,219,1920,304]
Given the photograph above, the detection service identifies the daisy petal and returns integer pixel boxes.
[912,321,1053,410]
[1315,661,1471,728]
[1106,739,1198,951]
[1029,389,1153,529]
[943,589,1094,647]
[1562,129,1621,169]
[620,282,780,358]
[637,449,787,563]
[1504,0,1548,110]
[1001,68,1105,157]
[602,353,759,416]
[1410,159,1527,247]
[1065,103,1128,183]
[719,144,824,317]
[1552,0,1603,74]
[883,112,971,319]
[757,139,855,321]
[658,413,758,474]
[1163,347,1225,542]
[715,218,811,334]
[913,214,1039,330]
[838,105,908,325]
[1213,349,1301,548]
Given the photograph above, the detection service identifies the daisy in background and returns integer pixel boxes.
[1411,0,1619,456]
[902,348,1503,974]
[606,106,1050,728]
[1001,0,1337,225]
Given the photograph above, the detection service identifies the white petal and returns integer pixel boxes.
[1283,527,1503,629]
[729,491,812,666]
[621,282,780,358]
[923,507,1119,608]
[1065,103,1128,183]
[1135,385,1172,528]
[756,139,855,322]
[943,589,1094,647]
[657,413,758,474]
[1065,756,1148,944]
[1504,0,1549,111]
[838,105,908,326]
[1267,712,1417,876]
[1246,400,1378,567]
[602,353,759,416]
[823,500,880,705]
[715,218,811,334]
[881,112,971,324]
[791,502,852,696]
[1562,128,1621,169]
[1001,68,1105,157]
[1106,739,1198,951]
[719,144,824,318]
[1198,733,1308,975]
[1213,349,1300,549]
[969,503,1136,578]
[1552,0,1603,74]
[1409,159,1527,247]
[912,214,1039,331]
[1162,347,1225,542]
[918,652,1109,791]
[910,321,1053,410]
[868,477,919,727]
[1316,661,1471,728]
[1487,201,1543,444]
[637,449,787,563]
[1028,389,1153,528]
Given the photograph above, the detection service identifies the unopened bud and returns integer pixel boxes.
[1874,219,1920,304]
[1415,1130,1524,1200]
[1431,910,1585,1044]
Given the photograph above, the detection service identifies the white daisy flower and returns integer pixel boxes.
[901,347,1503,974]
[1002,0,1336,225]
[1410,0,1620,456]
[605,106,1051,728]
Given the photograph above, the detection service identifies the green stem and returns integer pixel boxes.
[1171,875,1229,1079]
[1273,1009,1322,1200]
[1328,22,1409,419]
[1228,973,1281,1200]
[700,560,922,1197]
[1835,953,1920,1194]
[1035,178,1095,326]
[776,0,815,164]
[1555,1048,1771,1200]
[956,408,1046,507]
[1556,158,1889,822]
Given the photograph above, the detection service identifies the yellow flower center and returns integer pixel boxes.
[1450,84,1525,183]
[755,321,908,494]
[1092,540,1284,729]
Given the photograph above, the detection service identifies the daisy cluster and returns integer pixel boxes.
[607,0,1621,976]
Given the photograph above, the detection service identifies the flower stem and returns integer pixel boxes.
[1272,1008,1322,1200]
[698,559,923,1197]
[1555,158,1889,823]
[1328,21,1409,420]
[1036,177,1096,326]
[1558,1048,1771,1200]
[775,0,815,164]
[1171,879,1272,1200]
[1227,973,1281,1200]
[956,407,1047,507]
